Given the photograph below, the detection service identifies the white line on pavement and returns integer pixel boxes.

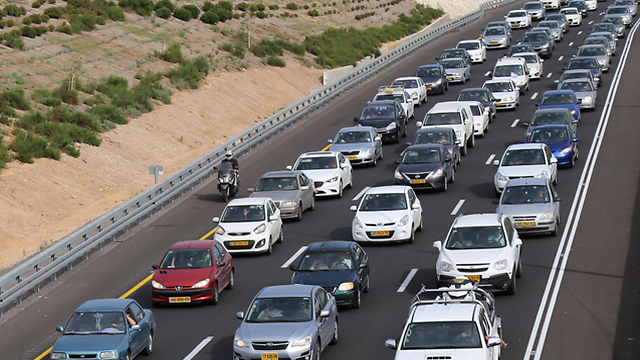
[546,72,553,78]
[282,246,308,268]
[558,55,564,61]
[484,70,491,77]
[485,154,496,165]
[577,30,582,35]
[184,336,214,360]
[511,119,520,127]
[397,269,418,292]
[353,187,370,201]
[450,199,465,215]
[588,20,593,25]
[530,92,538,100]
[568,42,573,47]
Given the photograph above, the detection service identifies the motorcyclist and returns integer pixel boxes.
[221,150,240,188]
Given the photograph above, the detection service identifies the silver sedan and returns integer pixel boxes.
[440,58,471,83]
[576,44,610,72]
[481,26,510,49]
[328,126,383,166]
[249,170,315,220]
[557,78,597,110]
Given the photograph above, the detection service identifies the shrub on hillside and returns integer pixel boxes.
[173,7,192,21]
[4,31,24,49]
[267,56,286,67]
[44,6,65,18]
[155,6,172,19]
[182,4,200,19]
[200,10,219,24]
[1,89,31,110]
[3,5,27,17]
[154,0,175,12]
[89,104,127,124]
[10,130,61,163]
[118,0,154,16]
[161,42,183,63]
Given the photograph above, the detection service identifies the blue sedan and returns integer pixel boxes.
[536,90,581,123]
[526,124,579,167]
[51,299,156,360]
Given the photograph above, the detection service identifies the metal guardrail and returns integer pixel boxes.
[0,0,521,316]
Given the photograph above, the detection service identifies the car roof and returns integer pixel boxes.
[411,302,477,322]
[364,99,398,106]
[365,185,409,195]
[337,126,374,133]
[579,44,606,49]
[440,57,466,62]
[506,142,546,151]
[457,39,481,44]
[512,52,539,57]
[227,197,270,206]
[169,240,216,249]
[505,177,549,187]
[533,107,572,115]
[257,284,317,298]
[453,213,503,228]
[560,78,591,84]
[417,64,443,69]
[428,101,471,113]
[483,78,516,85]
[570,56,599,62]
[495,57,526,65]
[75,299,134,312]
[299,151,339,158]
[416,127,452,135]
[405,144,446,151]
[306,240,356,252]
[260,170,302,178]
[542,90,575,96]
[459,87,488,93]
[394,76,421,81]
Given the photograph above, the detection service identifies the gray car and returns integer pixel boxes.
[495,178,561,236]
[588,32,618,57]
[329,126,383,166]
[544,14,569,33]
[557,78,597,109]
[481,26,510,49]
[523,1,546,20]
[575,44,610,72]
[440,57,471,83]
[234,284,339,360]
[556,68,599,88]
[249,170,315,220]
[584,36,616,57]
[537,21,563,41]
[614,0,637,17]
[602,15,627,37]
[606,6,633,27]
[522,107,578,138]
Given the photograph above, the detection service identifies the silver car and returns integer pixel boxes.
[496,178,561,236]
[481,26,510,49]
[557,78,597,109]
[576,44,610,72]
[588,32,618,58]
[537,21,563,41]
[544,14,569,33]
[602,15,627,37]
[606,6,633,27]
[614,0,638,17]
[513,51,544,79]
[522,107,577,138]
[328,126,383,166]
[440,57,471,83]
[584,36,615,57]
[523,1,547,20]
[234,284,339,360]
[249,170,316,220]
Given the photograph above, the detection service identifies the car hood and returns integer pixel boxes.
[237,321,316,342]
[300,169,342,182]
[356,209,410,224]
[329,143,375,152]
[397,163,443,174]
[545,141,572,152]
[508,16,529,22]
[358,119,395,128]
[444,67,467,74]
[419,76,443,84]
[572,91,594,99]
[292,270,356,287]
[391,348,489,360]
[219,221,264,232]
[153,267,213,287]
[442,246,510,265]
[522,40,550,47]
[53,334,128,352]
[498,164,550,177]
[539,104,578,113]
[250,190,299,202]
[493,91,518,100]
[498,203,555,217]
[483,35,508,42]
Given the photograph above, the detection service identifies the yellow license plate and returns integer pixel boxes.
[490,42,499,45]
[169,297,191,303]
[372,231,390,236]
[466,275,481,282]
[426,87,432,90]
[411,179,426,184]
[231,241,249,246]
[262,354,277,360]
[447,77,454,81]
[347,156,357,161]
[517,221,536,227]
[496,103,502,106]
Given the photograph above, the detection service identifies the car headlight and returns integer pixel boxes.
[454,72,461,76]
[455,130,462,139]
[541,43,549,48]
[292,335,312,347]
[327,176,339,183]
[559,146,573,155]
[394,170,404,180]
[254,223,266,234]
[539,211,554,222]
[570,109,576,115]
[494,259,508,271]
[361,148,373,155]
[338,282,355,291]
[99,351,118,359]
[281,201,297,208]
[354,217,363,229]
[151,280,166,289]
[440,261,454,273]
[430,168,444,177]
[535,170,549,179]
[386,122,397,131]
[435,79,442,85]
[583,96,593,103]
[398,215,409,226]
[216,226,226,236]
[192,278,210,288]
[504,97,514,102]
[234,335,250,348]
[496,172,509,182]
[50,353,67,360]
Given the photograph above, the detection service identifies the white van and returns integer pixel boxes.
[491,57,530,95]
[416,101,475,155]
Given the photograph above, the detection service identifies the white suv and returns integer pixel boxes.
[416,101,475,155]
[433,213,523,294]
[491,57,530,94]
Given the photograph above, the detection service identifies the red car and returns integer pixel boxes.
[150,240,234,306]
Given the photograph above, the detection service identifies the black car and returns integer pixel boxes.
[456,87,497,121]
[289,241,370,308]
[354,100,407,143]
[415,64,448,94]
[507,44,535,57]
[518,31,555,59]
[394,144,455,191]
[436,48,471,67]
[564,56,602,87]
[409,127,461,169]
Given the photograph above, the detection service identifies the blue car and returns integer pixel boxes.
[536,90,581,123]
[51,299,156,360]
[526,124,579,167]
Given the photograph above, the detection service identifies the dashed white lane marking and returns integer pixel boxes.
[486,154,496,165]
[578,30,583,35]
[531,92,538,100]
[558,55,564,61]
[511,119,520,127]
[485,70,492,77]
[184,336,214,360]
[282,246,308,268]
[398,269,418,292]
[568,42,573,46]
[547,73,553,78]
[451,199,465,215]
[588,20,594,25]
[353,186,370,201]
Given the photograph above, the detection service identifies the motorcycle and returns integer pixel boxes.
[215,162,239,202]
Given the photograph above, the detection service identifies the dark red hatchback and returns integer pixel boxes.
[150,240,234,306]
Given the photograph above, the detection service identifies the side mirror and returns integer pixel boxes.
[286,165,293,170]
[385,339,398,349]
[540,59,544,62]
[289,262,298,271]
[514,238,523,246]
[320,310,330,318]
[577,99,582,104]
[56,326,64,333]
[486,71,492,77]
[416,121,423,127]
[487,337,502,347]
[534,102,540,107]
[269,214,279,221]
[301,185,310,190]
[433,240,442,251]
[394,160,400,164]
[455,139,462,145]
[247,188,255,192]
[572,137,579,142]
[130,324,141,332]
[375,136,382,142]
[515,87,521,92]
[406,142,412,147]
[555,196,562,202]
[550,157,558,164]
[236,311,245,320]
[521,121,529,127]
[213,166,218,171]
[350,205,357,211]
[572,54,577,58]
[353,117,359,122]
[213,217,220,223]
[493,160,500,166]
[327,139,333,144]
[412,202,421,210]
[152,264,158,269]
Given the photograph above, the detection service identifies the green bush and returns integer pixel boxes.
[256,11,268,18]
[84,93,109,106]
[10,130,60,163]
[0,139,11,170]
[161,42,183,63]
[219,42,245,58]
[118,0,154,16]
[104,6,126,21]
[256,3,266,11]
[44,6,65,18]
[155,6,172,19]
[308,9,320,16]
[23,14,50,24]
[56,22,73,34]
[52,82,80,105]
[216,1,234,11]
[32,1,43,9]
[21,26,37,38]
[3,5,27,17]
[1,89,31,110]
[43,97,63,107]
[268,4,279,10]
[4,31,24,49]
[200,10,219,24]
[236,2,248,11]
[69,13,106,33]
[89,104,127,124]
[166,55,209,90]
[154,0,175,12]
[267,55,286,67]
[173,7,193,21]
[205,7,232,22]
[182,4,200,18]
[202,1,214,12]
[286,3,299,10]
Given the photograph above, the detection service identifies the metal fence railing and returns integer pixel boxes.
[0,0,521,316]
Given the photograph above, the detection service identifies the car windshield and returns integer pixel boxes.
[530,128,569,143]
[360,104,396,119]
[546,16,564,22]
[458,42,479,50]
[374,93,405,102]
[484,27,505,36]
[561,81,593,92]
[440,59,464,68]
[524,3,542,9]
[541,94,574,105]
[416,67,441,77]
[484,82,513,92]
[501,149,547,165]
[458,92,488,102]
[607,7,628,14]
[522,33,548,42]
[562,9,578,15]
[494,65,524,77]
[508,11,527,17]
[160,248,212,269]
[402,321,482,349]
[584,38,607,46]
[334,130,372,144]
[245,297,312,323]
[298,251,355,271]
[359,193,408,211]
[402,149,441,164]
[424,112,462,125]
[220,204,265,222]
[393,79,418,88]
[568,1,585,6]
[63,311,128,335]
[518,54,538,63]
[255,176,298,191]
[531,111,570,126]
[561,71,591,81]
[603,16,624,25]
[415,131,452,145]
[540,22,559,29]
[509,45,533,54]
[445,226,506,249]
[440,51,461,59]
[501,185,550,204]
[593,24,614,32]
[294,156,337,170]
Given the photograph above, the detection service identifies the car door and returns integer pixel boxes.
[502,216,521,268]
[417,78,427,100]
[544,145,558,181]
[407,188,421,228]
[337,153,350,187]
[461,108,473,141]
[352,243,369,289]
[266,200,281,242]
[314,288,332,349]
[550,182,561,218]
[214,243,232,287]
[126,302,148,356]
[298,173,312,209]
[372,129,382,158]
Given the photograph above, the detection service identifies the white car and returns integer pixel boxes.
[493,143,558,194]
[585,0,597,11]
[461,101,490,137]
[456,39,487,63]
[392,77,427,106]
[350,185,423,243]
[372,85,415,119]
[288,151,353,197]
[433,213,523,294]
[482,79,520,110]
[417,101,475,155]
[512,51,544,79]
[559,7,582,26]
[505,9,532,29]
[213,197,284,254]
[491,56,530,94]
[541,0,560,10]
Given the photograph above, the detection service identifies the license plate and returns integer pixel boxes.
[466,275,481,282]
[490,42,498,46]
[231,241,249,246]
[347,156,357,161]
[262,354,277,360]
[315,189,320,193]
[169,297,191,303]
[426,87,432,90]
[496,103,502,106]
[517,221,536,227]
[372,231,390,236]
[411,179,426,184]
[447,77,453,81]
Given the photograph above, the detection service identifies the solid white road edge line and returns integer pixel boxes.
[450,199,465,216]
[282,246,308,268]
[184,336,214,360]
[511,119,520,127]
[397,269,418,292]
[353,186,370,201]
[485,154,496,165]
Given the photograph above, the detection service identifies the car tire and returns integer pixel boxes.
[211,282,220,305]
[408,227,415,243]
[266,238,273,254]
[516,257,523,279]
[124,353,131,360]
[313,343,321,360]
[461,141,468,156]
[442,177,448,192]
[142,333,153,355]
[379,148,384,160]
[450,168,455,183]
[296,204,303,221]
[569,153,575,168]
[363,275,371,293]
[309,195,316,211]
[331,320,339,345]
[372,154,377,167]
[462,75,466,84]
[228,270,235,290]
[348,172,353,188]
[417,214,423,232]
[468,134,475,148]
[551,219,560,237]
[277,227,284,243]
[338,181,343,198]
[353,288,362,308]
[505,272,517,295]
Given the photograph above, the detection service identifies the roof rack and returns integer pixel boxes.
[377,85,405,93]
[410,279,495,314]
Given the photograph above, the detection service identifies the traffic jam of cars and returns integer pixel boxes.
[46,1,632,359]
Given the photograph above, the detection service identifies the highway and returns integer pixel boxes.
[2,1,639,359]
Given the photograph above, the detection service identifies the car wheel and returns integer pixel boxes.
[338,181,343,198]
[462,75,466,84]
[331,320,339,345]
[228,270,235,289]
[505,272,517,295]
[277,227,284,243]
[442,177,448,192]
[569,153,575,168]
[461,141,468,156]
[575,147,579,161]
[211,282,220,305]
[372,153,377,167]
[450,168,455,183]
[353,288,362,308]
[551,219,560,237]
[296,204,303,221]
[417,214,423,232]
[379,148,384,159]
[266,238,273,254]
[347,171,353,188]
[363,275,371,293]
[468,134,475,148]
[313,343,321,360]
[516,257,523,279]
[309,195,316,211]
[142,333,153,355]
[124,353,131,360]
